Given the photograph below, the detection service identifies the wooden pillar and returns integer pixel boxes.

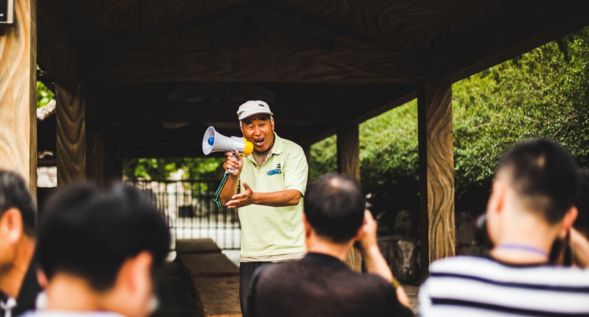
[417,82,455,279]
[56,83,86,186]
[56,83,106,186]
[336,124,362,272]
[0,0,37,196]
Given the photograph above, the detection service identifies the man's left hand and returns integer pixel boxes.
[226,182,256,209]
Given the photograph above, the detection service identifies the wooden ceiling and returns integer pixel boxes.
[36,0,589,157]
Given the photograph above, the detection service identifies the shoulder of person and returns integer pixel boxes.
[17,312,125,317]
[427,255,589,287]
[428,255,493,274]
[279,137,305,155]
[259,261,300,279]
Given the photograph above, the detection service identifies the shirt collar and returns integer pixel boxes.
[270,132,283,155]
[302,252,347,269]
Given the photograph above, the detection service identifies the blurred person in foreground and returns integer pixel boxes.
[20,184,170,317]
[248,174,413,317]
[0,171,39,317]
[420,139,589,316]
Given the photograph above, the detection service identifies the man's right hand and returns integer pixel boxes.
[358,210,379,254]
[223,150,243,177]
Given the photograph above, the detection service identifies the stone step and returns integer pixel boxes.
[179,253,240,278]
[176,242,242,317]
[176,238,222,254]
[192,277,241,317]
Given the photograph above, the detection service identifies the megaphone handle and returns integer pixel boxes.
[227,152,237,174]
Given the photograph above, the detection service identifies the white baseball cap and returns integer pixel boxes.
[237,100,273,120]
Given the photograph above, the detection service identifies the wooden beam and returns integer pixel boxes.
[84,48,426,84]
[336,124,362,272]
[435,0,589,83]
[0,0,37,195]
[417,82,455,279]
[37,0,81,87]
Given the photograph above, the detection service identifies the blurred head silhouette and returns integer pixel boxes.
[303,174,366,250]
[0,170,37,299]
[34,183,170,317]
[486,139,579,264]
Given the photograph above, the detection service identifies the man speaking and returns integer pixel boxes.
[219,100,308,317]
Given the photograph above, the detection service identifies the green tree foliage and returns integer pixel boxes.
[311,28,589,213]
[37,82,54,108]
[124,157,225,180]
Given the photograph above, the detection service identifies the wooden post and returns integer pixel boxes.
[336,124,363,272]
[417,82,455,279]
[56,83,86,187]
[55,83,107,186]
[0,0,37,196]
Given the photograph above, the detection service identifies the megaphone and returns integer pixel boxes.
[202,126,253,173]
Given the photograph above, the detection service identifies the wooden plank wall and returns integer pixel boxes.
[417,82,455,279]
[0,0,37,195]
[336,124,363,272]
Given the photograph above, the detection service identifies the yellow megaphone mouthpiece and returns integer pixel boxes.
[243,138,253,156]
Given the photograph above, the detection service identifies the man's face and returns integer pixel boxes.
[241,114,275,153]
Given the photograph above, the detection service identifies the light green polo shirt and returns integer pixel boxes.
[238,133,308,257]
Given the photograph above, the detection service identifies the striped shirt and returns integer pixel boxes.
[419,256,589,317]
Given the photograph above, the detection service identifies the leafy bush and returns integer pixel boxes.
[311,28,589,214]
[37,81,54,108]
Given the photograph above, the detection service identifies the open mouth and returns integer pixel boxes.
[254,138,265,147]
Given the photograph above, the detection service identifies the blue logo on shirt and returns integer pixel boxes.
[267,169,280,176]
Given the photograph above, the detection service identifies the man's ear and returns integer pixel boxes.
[302,214,311,238]
[120,252,153,293]
[488,180,506,216]
[0,208,23,244]
[352,214,368,242]
[561,206,578,233]
[37,269,48,288]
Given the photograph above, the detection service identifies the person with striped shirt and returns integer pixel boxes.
[419,139,589,317]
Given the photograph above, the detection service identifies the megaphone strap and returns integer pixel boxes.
[212,172,231,208]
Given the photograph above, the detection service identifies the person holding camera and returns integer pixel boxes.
[419,139,589,316]
[247,174,412,317]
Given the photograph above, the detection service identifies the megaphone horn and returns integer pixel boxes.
[202,126,253,173]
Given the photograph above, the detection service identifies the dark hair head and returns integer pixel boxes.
[0,170,36,237]
[574,169,589,237]
[304,174,365,243]
[37,183,170,292]
[497,139,578,224]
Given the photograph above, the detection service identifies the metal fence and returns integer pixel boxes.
[127,179,241,250]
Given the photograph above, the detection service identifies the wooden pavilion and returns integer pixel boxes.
[1,0,588,276]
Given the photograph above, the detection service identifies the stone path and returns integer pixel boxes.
[151,263,201,317]
[403,284,420,314]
